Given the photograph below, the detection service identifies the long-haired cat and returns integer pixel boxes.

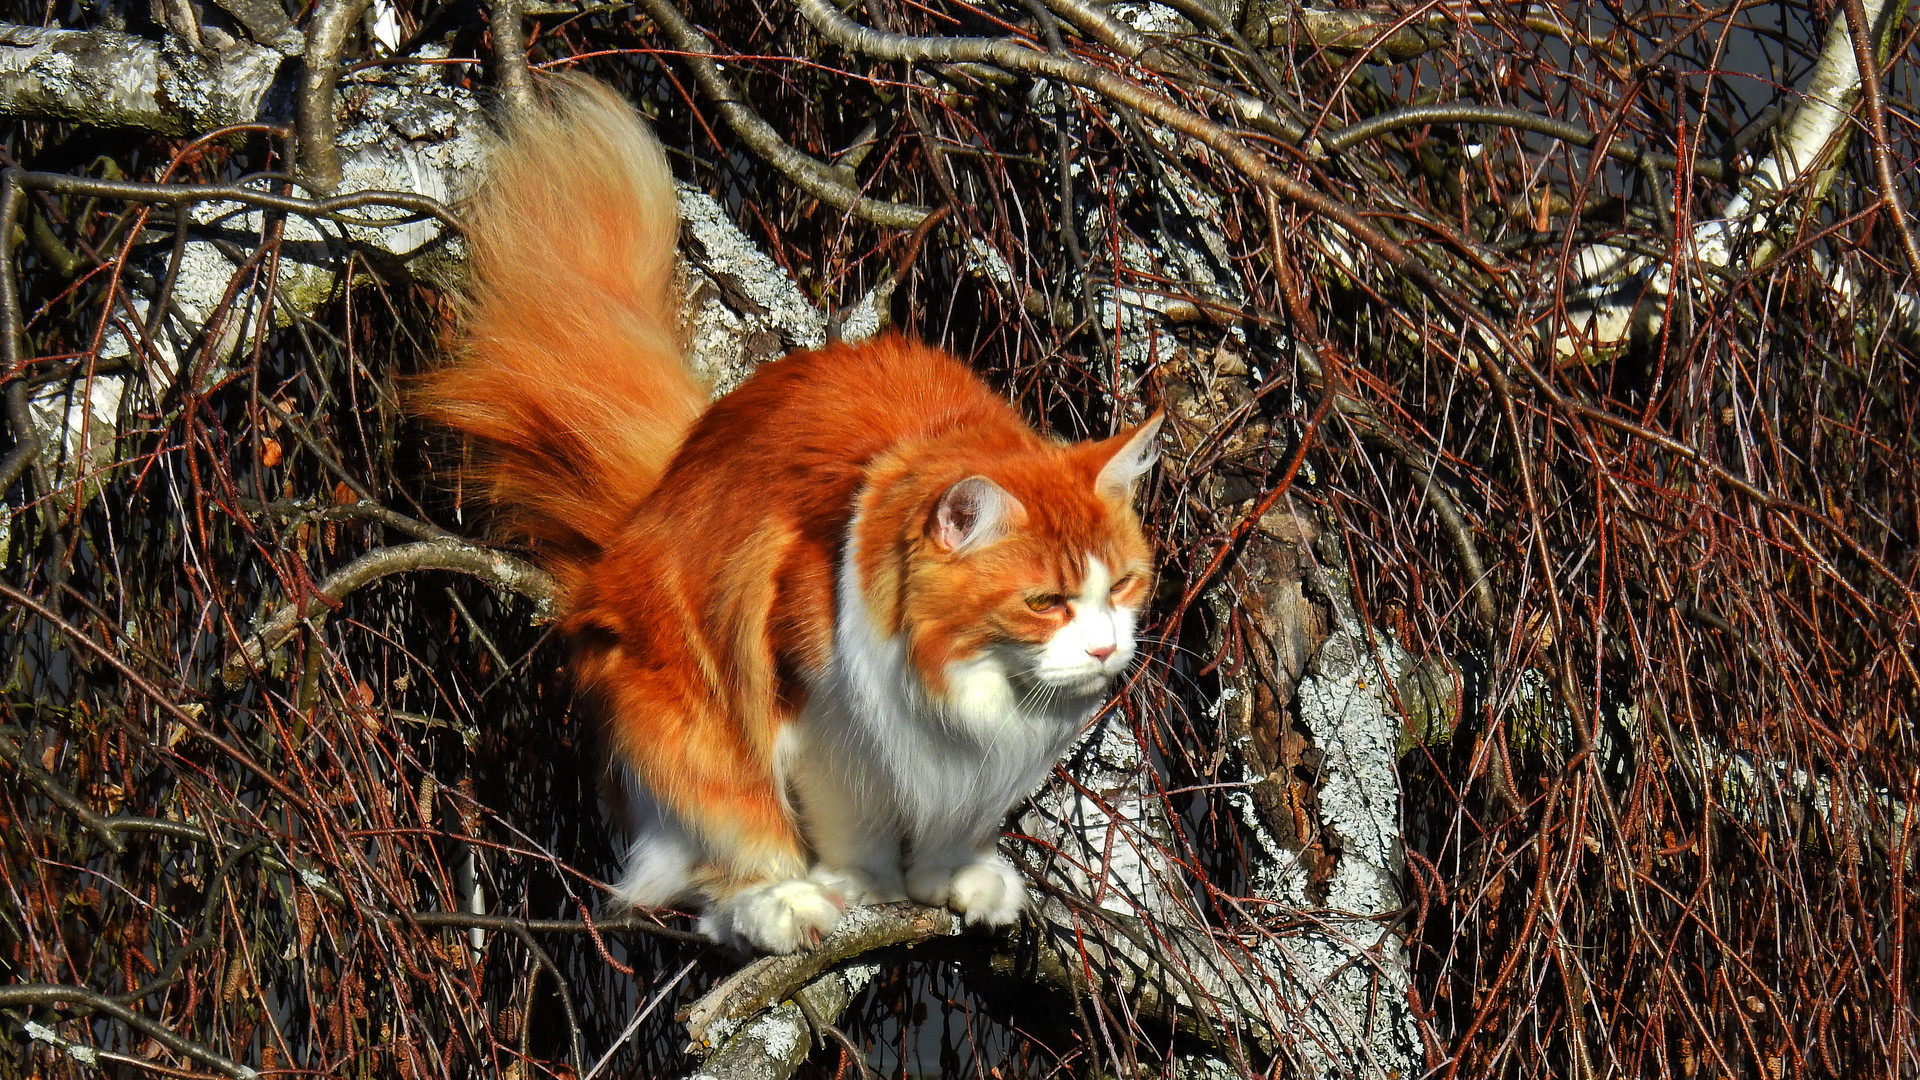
[421,77,1161,953]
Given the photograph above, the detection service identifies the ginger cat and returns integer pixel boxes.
[421,78,1161,953]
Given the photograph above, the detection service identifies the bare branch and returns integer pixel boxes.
[1321,102,1736,184]
[0,984,260,1079]
[298,0,375,192]
[220,538,556,685]
[683,904,962,1051]
[490,0,537,117]
[12,167,458,231]
[685,964,877,1080]
[792,0,1455,303]
[0,24,289,135]
[1237,1,1453,61]
[1843,0,1920,276]
[0,725,126,853]
[0,174,35,495]
[638,0,933,229]
[404,911,709,944]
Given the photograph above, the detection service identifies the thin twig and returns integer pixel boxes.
[0,723,126,853]
[508,923,585,1072]
[638,0,933,229]
[1842,0,1920,276]
[0,580,317,818]
[1320,102,1736,183]
[0,985,260,1079]
[10,167,457,231]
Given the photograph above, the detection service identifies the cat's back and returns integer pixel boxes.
[660,334,1035,510]
[583,334,1035,684]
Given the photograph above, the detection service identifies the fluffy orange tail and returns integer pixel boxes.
[420,78,705,563]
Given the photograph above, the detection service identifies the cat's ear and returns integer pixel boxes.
[1094,412,1164,502]
[930,476,1026,554]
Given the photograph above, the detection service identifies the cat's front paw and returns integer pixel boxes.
[907,855,1028,926]
[706,879,846,953]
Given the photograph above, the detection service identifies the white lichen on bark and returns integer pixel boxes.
[1022,713,1194,924]
[0,24,295,135]
[1258,595,1419,1078]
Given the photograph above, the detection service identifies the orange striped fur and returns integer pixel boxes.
[422,78,1161,953]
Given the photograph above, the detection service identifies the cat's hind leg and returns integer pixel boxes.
[604,769,700,909]
[700,877,846,952]
[589,635,845,952]
[679,804,851,953]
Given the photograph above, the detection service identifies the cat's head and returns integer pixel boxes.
[890,415,1162,709]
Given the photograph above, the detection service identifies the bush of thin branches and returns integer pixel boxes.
[2,0,1915,1076]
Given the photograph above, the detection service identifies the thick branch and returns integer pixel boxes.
[489,0,536,117]
[684,904,962,1051]
[298,0,375,192]
[0,175,34,494]
[682,898,1281,1078]
[685,964,877,1080]
[0,24,289,135]
[1237,1,1452,61]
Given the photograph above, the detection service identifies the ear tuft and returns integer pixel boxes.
[930,476,1026,554]
[1095,412,1164,502]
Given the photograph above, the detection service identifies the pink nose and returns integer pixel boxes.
[1087,644,1117,662]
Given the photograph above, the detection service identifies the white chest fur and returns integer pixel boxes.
[796,526,1095,860]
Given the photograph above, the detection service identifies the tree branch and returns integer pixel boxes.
[0,580,318,817]
[1236,0,1454,61]
[404,910,708,944]
[638,0,933,229]
[489,0,536,117]
[1321,102,1736,184]
[791,0,1454,304]
[1037,0,1308,143]
[10,167,458,231]
[298,0,376,192]
[683,904,962,1051]
[0,172,36,495]
[219,538,556,686]
[0,24,289,135]
[0,725,126,853]
[1843,0,1920,276]
[0,985,260,1079]
[685,963,878,1080]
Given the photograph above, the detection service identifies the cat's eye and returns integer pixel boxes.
[1026,594,1067,614]
[1110,574,1138,596]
